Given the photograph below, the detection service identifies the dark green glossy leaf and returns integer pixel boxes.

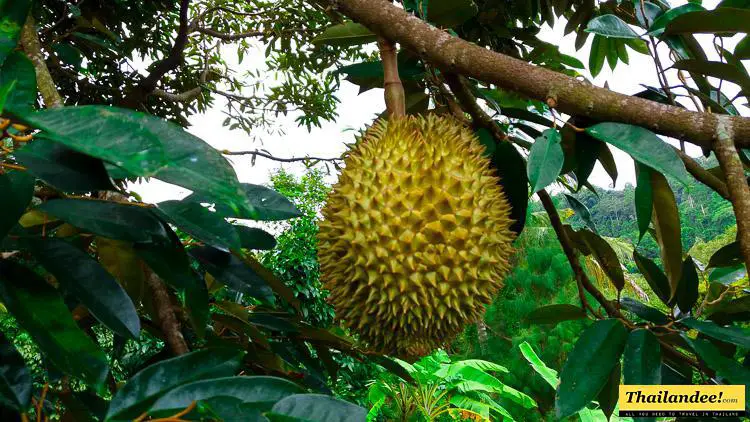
[635,1,663,28]
[649,170,682,298]
[664,8,750,35]
[525,304,587,326]
[28,238,140,339]
[736,35,750,59]
[106,348,245,421]
[527,129,563,193]
[707,241,743,268]
[564,194,597,233]
[196,397,266,421]
[189,246,275,304]
[269,394,367,422]
[235,226,276,250]
[589,35,607,77]
[491,140,528,236]
[556,319,628,419]
[620,297,669,325]
[586,14,640,38]
[19,106,253,216]
[0,0,32,67]
[334,59,425,94]
[0,260,109,389]
[135,226,209,337]
[311,22,376,47]
[623,329,662,385]
[709,264,747,284]
[37,199,167,243]
[0,332,31,411]
[186,183,302,222]
[586,123,690,186]
[156,200,240,252]
[681,317,750,348]
[148,376,303,415]
[596,362,620,420]
[648,3,705,37]
[676,257,699,313]
[634,163,653,243]
[633,251,671,306]
[0,79,15,112]
[14,138,115,192]
[426,0,478,28]
[0,52,36,114]
[0,170,35,240]
[683,336,750,400]
[672,59,750,93]
[503,108,553,127]
[577,228,625,291]
[52,43,83,69]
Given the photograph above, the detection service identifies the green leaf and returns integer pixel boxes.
[186,183,302,221]
[14,138,115,193]
[0,0,32,67]
[311,22,377,47]
[586,15,640,38]
[634,163,653,243]
[676,257,699,312]
[0,332,31,411]
[426,0,478,28]
[527,129,564,193]
[106,348,245,421]
[683,336,750,400]
[0,260,109,389]
[664,8,750,35]
[589,35,607,77]
[707,241,742,268]
[649,170,682,300]
[564,194,597,233]
[577,229,625,291]
[556,319,628,419]
[335,59,425,94]
[28,238,140,339]
[189,246,275,304]
[634,1,663,28]
[148,376,303,415]
[491,140,528,236]
[586,123,690,186]
[620,297,669,325]
[709,264,746,284]
[19,106,253,217]
[681,317,750,349]
[633,251,671,306]
[525,304,587,326]
[519,341,558,388]
[0,170,35,240]
[52,43,84,69]
[0,52,36,114]
[623,329,662,385]
[37,199,167,243]
[269,394,367,422]
[156,200,241,252]
[0,79,15,113]
[648,3,706,37]
[135,226,209,337]
[596,362,620,420]
[449,395,489,420]
[235,226,276,250]
[736,35,750,59]
[672,60,750,94]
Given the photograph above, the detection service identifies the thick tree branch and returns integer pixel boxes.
[713,117,750,277]
[443,73,506,141]
[20,16,63,108]
[676,148,730,200]
[322,0,750,149]
[538,189,624,319]
[144,267,189,355]
[124,0,191,107]
[221,149,341,163]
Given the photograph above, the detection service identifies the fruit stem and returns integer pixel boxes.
[377,35,406,118]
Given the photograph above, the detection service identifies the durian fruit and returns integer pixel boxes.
[318,115,515,357]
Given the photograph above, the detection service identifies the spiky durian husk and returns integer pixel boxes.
[318,115,515,357]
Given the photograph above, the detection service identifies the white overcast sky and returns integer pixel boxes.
[132,0,747,203]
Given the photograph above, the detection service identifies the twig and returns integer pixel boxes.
[221,149,342,163]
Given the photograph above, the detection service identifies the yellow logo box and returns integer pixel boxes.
[619,385,745,418]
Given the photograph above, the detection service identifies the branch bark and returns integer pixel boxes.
[20,16,63,108]
[713,116,750,277]
[144,267,189,355]
[322,0,750,149]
